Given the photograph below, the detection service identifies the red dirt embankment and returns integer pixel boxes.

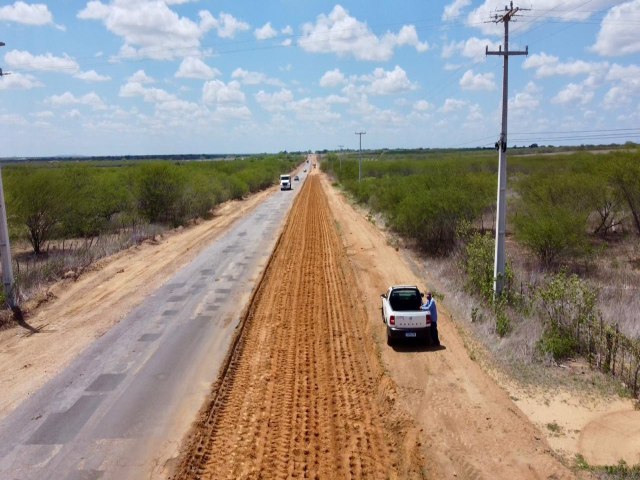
[173,173,424,479]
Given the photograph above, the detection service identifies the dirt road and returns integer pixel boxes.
[173,173,424,479]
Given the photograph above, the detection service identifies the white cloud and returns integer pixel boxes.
[288,97,341,124]
[120,82,176,103]
[466,104,484,122]
[394,25,429,52]
[592,0,640,56]
[0,113,27,126]
[255,89,294,112]
[202,79,245,105]
[0,72,43,90]
[281,25,293,35]
[319,69,346,88]
[362,66,418,95]
[441,98,467,113]
[0,1,54,26]
[65,109,82,119]
[231,68,284,86]
[523,53,609,78]
[75,70,111,82]
[175,57,219,79]
[552,83,594,105]
[5,50,79,73]
[299,5,428,61]
[442,37,498,62]
[326,94,348,104]
[214,105,251,121]
[413,100,433,112]
[128,70,154,84]
[255,22,277,40]
[442,0,472,21]
[511,81,541,111]
[47,91,107,110]
[78,1,220,60]
[603,63,640,108]
[32,110,54,118]
[209,11,250,39]
[459,69,496,90]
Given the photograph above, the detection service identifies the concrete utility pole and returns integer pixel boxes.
[0,41,17,315]
[337,145,344,170]
[486,1,528,297]
[355,132,366,181]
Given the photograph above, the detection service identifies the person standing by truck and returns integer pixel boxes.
[422,292,440,346]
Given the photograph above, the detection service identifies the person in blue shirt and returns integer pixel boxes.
[422,292,440,347]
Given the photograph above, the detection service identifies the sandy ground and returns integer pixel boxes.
[0,159,638,477]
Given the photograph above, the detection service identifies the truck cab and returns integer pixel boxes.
[280,174,292,190]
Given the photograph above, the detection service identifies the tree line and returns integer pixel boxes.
[4,155,299,254]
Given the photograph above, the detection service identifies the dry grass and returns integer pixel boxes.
[9,223,167,303]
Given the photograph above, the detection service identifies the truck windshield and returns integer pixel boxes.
[389,289,422,311]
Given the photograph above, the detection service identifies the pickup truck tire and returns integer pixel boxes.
[386,327,394,346]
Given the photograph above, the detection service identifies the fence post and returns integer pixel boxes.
[612,325,619,376]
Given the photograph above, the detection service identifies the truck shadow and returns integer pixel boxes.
[390,342,446,353]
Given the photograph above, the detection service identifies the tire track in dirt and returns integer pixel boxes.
[173,175,424,479]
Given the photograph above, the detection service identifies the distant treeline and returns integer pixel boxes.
[0,152,308,166]
[325,148,640,260]
[4,154,300,254]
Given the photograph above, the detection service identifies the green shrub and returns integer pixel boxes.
[495,305,511,337]
[536,270,598,360]
[513,173,592,266]
[6,169,69,253]
[537,324,578,360]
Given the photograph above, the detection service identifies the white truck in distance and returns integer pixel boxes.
[280,174,292,191]
[381,285,431,346]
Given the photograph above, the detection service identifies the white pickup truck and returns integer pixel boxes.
[381,285,432,346]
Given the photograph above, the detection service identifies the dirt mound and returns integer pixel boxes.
[172,174,424,479]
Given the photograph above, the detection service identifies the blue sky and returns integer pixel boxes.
[0,0,638,156]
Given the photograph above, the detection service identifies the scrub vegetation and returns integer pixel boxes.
[324,147,640,395]
[1,154,299,304]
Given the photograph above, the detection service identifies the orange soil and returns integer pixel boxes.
[172,173,424,479]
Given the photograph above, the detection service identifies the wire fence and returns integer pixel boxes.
[576,319,640,397]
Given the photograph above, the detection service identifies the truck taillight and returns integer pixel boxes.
[390,315,395,326]
[426,313,431,326]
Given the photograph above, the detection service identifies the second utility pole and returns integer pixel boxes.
[355,131,366,181]
[486,1,528,297]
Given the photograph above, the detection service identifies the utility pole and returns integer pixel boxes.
[0,40,18,318]
[337,145,344,171]
[355,132,366,181]
[486,2,528,298]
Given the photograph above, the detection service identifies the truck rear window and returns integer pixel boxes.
[389,289,422,311]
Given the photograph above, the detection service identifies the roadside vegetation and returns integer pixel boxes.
[0,154,299,311]
[324,147,640,397]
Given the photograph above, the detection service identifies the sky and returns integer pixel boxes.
[0,0,639,157]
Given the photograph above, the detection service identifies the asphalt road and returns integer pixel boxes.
[0,166,309,480]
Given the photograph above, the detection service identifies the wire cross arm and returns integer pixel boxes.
[486,45,528,56]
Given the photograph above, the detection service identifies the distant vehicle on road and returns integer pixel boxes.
[294,175,299,181]
[280,174,292,190]
[381,285,432,346]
